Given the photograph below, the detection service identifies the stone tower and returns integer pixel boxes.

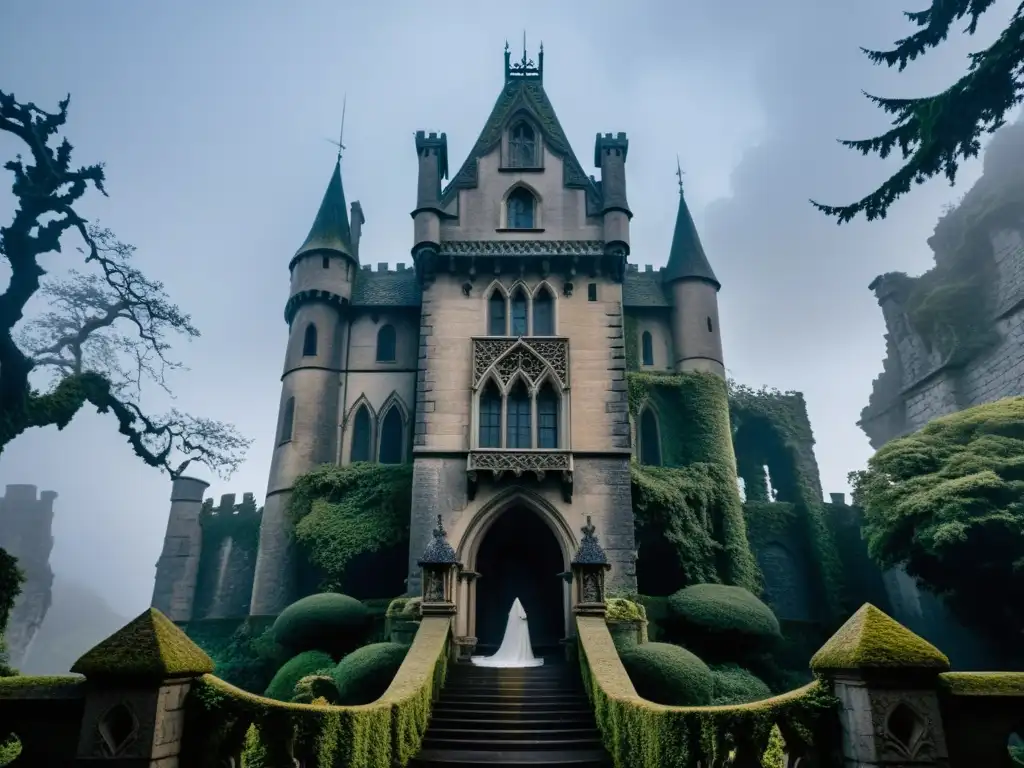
[248,160,364,617]
[0,484,56,667]
[665,185,724,377]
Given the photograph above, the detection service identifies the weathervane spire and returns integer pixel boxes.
[327,94,348,162]
[675,155,685,194]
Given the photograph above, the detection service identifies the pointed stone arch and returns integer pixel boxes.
[479,338,566,391]
[637,402,663,467]
[483,280,510,336]
[531,280,558,335]
[344,394,377,464]
[501,181,543,230]
[377,392,409,464]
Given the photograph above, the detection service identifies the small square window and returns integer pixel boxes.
[322,255,330,269]
[587,283,598,302]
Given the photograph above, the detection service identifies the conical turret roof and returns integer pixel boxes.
[664,189,719,288]
[294,160,355,262]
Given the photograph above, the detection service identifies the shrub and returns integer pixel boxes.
[709,663,772,705]
[666,583,781,661]
[606,597,646,623]
[292,673,341,704]
[331,642,409,705]
[264,650,335,702]
[272,593,370,659]
[619,642,713,706]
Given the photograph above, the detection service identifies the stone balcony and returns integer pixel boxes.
[466,449,574,502]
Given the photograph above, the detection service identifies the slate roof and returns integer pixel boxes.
[623,269,671,308]
[294,160,355,262]
[351,269,422,307]
[664,190,719,287]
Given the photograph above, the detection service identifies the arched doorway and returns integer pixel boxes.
[474,506,566,655]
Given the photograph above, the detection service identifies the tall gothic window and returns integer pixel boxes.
[302,323,318,357]
[479,383,502,448]
[641,331,654,367]
[508,121,537,167]
[533,287,554,335]
[510,288,528,336]
[507,188,536,229]
[488,291,507,335]
[351,405,372,462]
[378,406,403,464]
[639,409,662,466]
[279,397,295,445]
[376,324,396,362]
[537,383,559,449]
[506,381,531,449]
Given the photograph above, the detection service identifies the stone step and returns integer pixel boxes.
[422,735,605,752]
[410,747,612,767]
[443,683,581,694]
[429,716,595,730]
[437,695,589,708]
[431,706,595,719]
[426,727,600,742]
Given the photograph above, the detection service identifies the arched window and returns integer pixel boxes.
[378,406,404,464]
[639,409,662,466]
[506,381,532,449]
[376,324,396,362]
[351,405,372,463]
[302,323,318,357]
[641,330,654,366]
[488,291,507,335]
[278,397,295,445]
[510,287,528,336]
[479,382,502,448]
[533,287,554,335]
[537,383,559,449]
[508,121,537,168]
[507,188,536,229]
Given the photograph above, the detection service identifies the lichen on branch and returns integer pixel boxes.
[0,89,249,479]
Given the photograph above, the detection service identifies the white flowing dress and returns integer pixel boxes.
[471,597,544,668]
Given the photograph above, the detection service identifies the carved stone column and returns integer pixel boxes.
[69,607,215,766]
[570,517,611,618]
[810,603,951,767]
[455,569,480,661]
[418,515,460,618]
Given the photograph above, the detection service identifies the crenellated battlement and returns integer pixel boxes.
[199,492,261,523]
[359,262,414,274]
[625,264,666,274]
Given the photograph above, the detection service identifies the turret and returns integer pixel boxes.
[411,131,448,271]
[665,185,724,377]
[250,159,358,616]
[151,476,209,622]
[594,132,632,253]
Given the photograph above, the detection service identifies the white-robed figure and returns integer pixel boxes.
[471,597,544,668]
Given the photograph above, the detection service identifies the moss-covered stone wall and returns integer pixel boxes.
[193,495,262,620]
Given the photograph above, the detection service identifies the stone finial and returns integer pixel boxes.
[571,516,608,566]
[810,603,950,674]
[71,607,214,681]
[418,514,458,566]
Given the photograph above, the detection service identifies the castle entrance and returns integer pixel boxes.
[474,505,566,656]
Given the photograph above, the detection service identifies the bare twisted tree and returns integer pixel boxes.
[0,89,250,479]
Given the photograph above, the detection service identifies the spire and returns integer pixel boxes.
[664,174,719,288]
[294,159,355,262]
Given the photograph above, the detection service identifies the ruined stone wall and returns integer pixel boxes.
[0,484,56,667]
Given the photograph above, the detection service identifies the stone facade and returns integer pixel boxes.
[0,483,56,668]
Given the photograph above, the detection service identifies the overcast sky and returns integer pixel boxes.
[0,0,1017,617]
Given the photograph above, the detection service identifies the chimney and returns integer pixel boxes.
[350,201,365,260]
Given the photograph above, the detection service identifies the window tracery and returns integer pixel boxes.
[508,121,537,168]
[483,282,558,338]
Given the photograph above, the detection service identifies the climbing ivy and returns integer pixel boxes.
[729,383,844,623]
[627,371,759,595]
[624,314,640,371]
[0,548,23,676]
[288,463,413,594]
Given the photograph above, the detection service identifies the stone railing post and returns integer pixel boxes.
[570,517,611,618]
[810,603,951,767]
[69,607,214,765]
[418,515,460,618]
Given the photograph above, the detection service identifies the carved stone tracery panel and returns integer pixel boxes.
[473,337,568,390]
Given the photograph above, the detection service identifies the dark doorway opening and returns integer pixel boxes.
[475,506,565,655]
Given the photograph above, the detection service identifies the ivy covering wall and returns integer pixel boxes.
[627,371,759,596]
[288,463,413,599]
[0,548,23,674]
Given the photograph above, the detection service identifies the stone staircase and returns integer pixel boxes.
[410,659,612,767]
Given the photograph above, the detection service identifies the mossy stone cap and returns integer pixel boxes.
[71,607,214,680]
[810,603,949,673]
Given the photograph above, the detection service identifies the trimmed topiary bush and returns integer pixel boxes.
[619,642,713,706]
[331,642,409,705]
[709,663,772,705]
[263,650,334,702]
[666,583,781,662]
[272,593,370,659]
[292,673,341,704]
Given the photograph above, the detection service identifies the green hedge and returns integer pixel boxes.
[619,642,713,706]
[575,616,838,768]
[666,583,781,662]
[181,616,451,768]
[710,663,772,705]
[272,593,369,659]
[332,642,410,705]
[264,650,334,702]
